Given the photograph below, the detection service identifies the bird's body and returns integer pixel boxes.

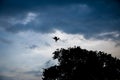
[53,36,60,42]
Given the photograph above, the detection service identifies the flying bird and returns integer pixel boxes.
[53,36,60,42]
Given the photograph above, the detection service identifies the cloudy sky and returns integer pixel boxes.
[0,0,120,80]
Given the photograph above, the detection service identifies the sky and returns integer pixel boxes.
[0,0,120,80]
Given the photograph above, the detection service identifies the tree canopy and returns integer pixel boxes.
[42,46,120,80]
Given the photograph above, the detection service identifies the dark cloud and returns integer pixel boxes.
[0,0,120,14]
[0,0,120,39]
[0,0,83,15]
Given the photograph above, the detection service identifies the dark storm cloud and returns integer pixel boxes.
[0,0,120,38]
[0,0,83,15]
[0,0,120,14]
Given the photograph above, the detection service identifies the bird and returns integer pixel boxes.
[53,36,60,42]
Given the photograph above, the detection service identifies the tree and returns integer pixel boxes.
[42,46,120,80]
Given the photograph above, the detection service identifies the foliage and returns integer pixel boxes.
[42,46,120,80]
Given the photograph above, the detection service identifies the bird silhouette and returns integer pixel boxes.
[53,36,60,42]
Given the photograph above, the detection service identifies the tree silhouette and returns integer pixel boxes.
[42,46,120,80]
